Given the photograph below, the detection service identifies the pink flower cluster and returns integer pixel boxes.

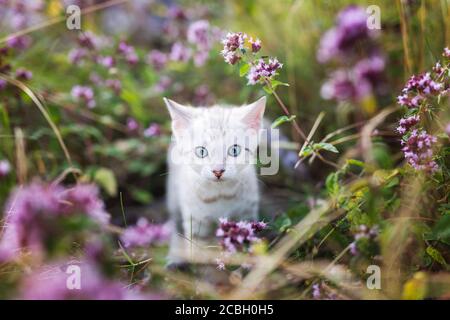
[401,130,438,173]
[216,217,267,253]
[220,32,262,66]
[396,48,449,173]
[247,58,283,85]
[0,182,110,260]
[71,85,96,109]
[120,218,170,248]
[317,5,385,102]
[20,260,153,300]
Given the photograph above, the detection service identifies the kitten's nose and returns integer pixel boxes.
[212,169,225,179]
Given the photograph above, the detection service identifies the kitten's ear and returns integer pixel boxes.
[241,96,266,130]
[164,98,193,138]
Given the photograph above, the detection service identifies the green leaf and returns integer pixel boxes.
[94,168,117,197]
[130,187,153,204]
[314,142,339,153]
[426,246,447,266]
[263,85,273,94]
[299,145,313,158]
[270,79,290,90]
[239,63,250,77]
[325,172,340,197]
[428,214,450,245]
[347,159,365,168]
[271,115,296,129]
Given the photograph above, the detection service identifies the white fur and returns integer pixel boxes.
[164,97,266,265]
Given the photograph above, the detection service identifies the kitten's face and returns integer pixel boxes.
[165,97,266,182]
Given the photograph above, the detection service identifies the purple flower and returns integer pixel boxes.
[98,55,115,68]
[193,84,214,105]
[147,50,167,71]
[247,58,283,85]
[152,76,172,93]
[249,37,262,53]
[118,41,138,65]
[77,31,97,50]
[105,79,121,94]
[126,117,139,132]
[143,123,161,137]
[167,6,187,21]
[0,159,11,177]
[350,225,379,256]
[320,69,370,101]
[396,115,420,135]
[6,35,31,50]
[215,258,225,270]
[71,85,96,108]
[401,130,438,173]
[15,68,32,80]
[221,32,247,65]
[120,218,170,248]
[0,78,7,90]
[187,20,211,50]
[446,123,450,137]
[443,47,450,58]
[353,55,385,88]
[20,260,150,300]
[68,48,88,65]
[216,218,267,253]
[0,182,110,259]
[169,42,191,62]
[312,284,321,299]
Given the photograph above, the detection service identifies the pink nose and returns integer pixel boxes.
[212,169,225,179]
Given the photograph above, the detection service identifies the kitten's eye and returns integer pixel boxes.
[195,146,208,158]
[228,144,241,157]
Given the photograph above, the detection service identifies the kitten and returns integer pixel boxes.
[164,97,266,267]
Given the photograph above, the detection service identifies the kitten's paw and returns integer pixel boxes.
[165,261,192,272]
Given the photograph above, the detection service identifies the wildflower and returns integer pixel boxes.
[152,76,172,93]
[312,284,321,299]
[147,50,167,71]
[221,32,247,65]
[118,41,138,65]
[0,182,110,259]
[77,31,97,50]
[21,261,149,300]
[349,225,379,256]
[0,79,7,91]
[353,55,385,88]
[0,159,11,177]
[444,47,450,58]
[320,69,370,101]
[401,130,438,173]
[98,55,115,68]
[247,58,283,85]
[143,123,161,137]
[193,84,214,105]
[187,20,211,50]
[6,35,31,50]
[167,6,187,21]
[317,6,374,63]
[446,123,450,137]
[126,117,139,132]
[68,48,88,65]
[120,218,170,248]
[71,85,96,108]
[169,42,191,62]
[216,217,267,253]
[15,68,32,81]
[249,37,262,53]
[105,79,121,94]
[396,115,420,135]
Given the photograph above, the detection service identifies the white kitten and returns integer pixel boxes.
[164,97,266,266]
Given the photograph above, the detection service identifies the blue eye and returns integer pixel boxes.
[195,146,208,158]
[228,144,241,157]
